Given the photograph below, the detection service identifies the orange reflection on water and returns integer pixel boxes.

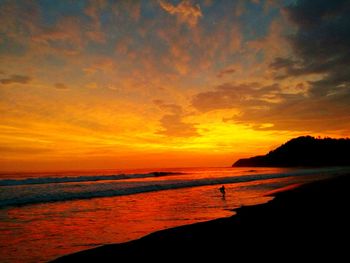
[0,175,322,263]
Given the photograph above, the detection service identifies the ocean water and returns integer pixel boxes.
[0,166,349,263]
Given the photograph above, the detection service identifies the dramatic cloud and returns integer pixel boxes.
[154,100,199,137]
[271,0,350,97]
[200,0,350,133]
[1,0,349,170]
[0,75,31,85]
[193,79,350,133]
[159,0,202,27]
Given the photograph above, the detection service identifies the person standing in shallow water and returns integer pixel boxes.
[219,185,226,198]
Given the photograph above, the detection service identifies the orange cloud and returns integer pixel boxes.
[155,100,199,137]
[54,83,69,90]
[0,1,40,41]
[86,30,105,43]
[84,0,107,21]
[84,0,106,43]
[192,79,350,134]
[115,35,134,56]
[159,0,202,27]
[157,114,199,137]
[30,17,84,55]
[192,82,281,112]
[1,0,348,171]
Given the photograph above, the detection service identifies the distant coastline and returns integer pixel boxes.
[233,136,350,167]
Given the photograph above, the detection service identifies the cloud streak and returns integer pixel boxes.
[216,67,236,78]
[54,83,69,90]
[0,75,31,85]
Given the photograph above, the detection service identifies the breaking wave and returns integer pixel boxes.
[0,172,181,186]
[1,167,348,208]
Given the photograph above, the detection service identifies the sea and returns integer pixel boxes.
[1,166,349,263]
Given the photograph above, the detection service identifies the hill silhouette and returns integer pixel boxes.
[233,136,350,167]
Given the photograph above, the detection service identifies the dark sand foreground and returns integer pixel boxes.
[52,174,350,261]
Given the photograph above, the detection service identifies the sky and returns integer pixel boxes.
[1,0,349,171]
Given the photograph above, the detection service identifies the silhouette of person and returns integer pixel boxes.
[219,185,226,197]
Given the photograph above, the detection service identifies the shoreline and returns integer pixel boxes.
[52,174,350,261]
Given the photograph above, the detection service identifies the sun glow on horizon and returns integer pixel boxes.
[1,0,349,171]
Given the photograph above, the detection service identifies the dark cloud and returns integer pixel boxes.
[230,0,350,132]
[271,0,350,96]
[0,74,31,85]
[269,57,295,70]
[217,67,236,78]
[155,100,199,137]
[54,83,69,90]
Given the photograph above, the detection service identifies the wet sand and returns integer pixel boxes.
[52,174,350,261]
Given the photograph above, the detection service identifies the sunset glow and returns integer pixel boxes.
[1,0,349,171]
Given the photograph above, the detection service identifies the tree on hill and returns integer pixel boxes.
[233,136,350,167]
